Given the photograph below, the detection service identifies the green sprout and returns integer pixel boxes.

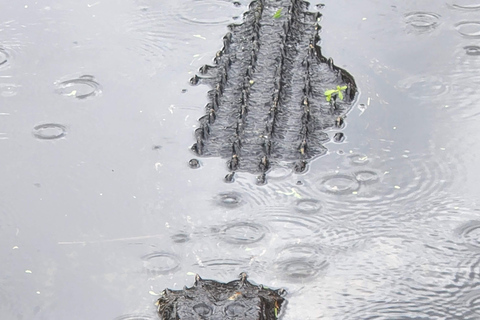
[273,8,282,19]
[324,85,348,102]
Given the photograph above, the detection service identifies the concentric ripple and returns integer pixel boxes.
[0,83,20,97]
[55,75,102,99]
[214,191,244,208]
[448,0,480,10]
[218,222,266,244]
[354,170,380,185]
[256,207,327,241]
[141,252,180,275]
[274,244,328,281]
[396,75,449,100]
[347,153,370,166]
[404,12,441,34]
[0,47,9,68]
[464,45,480,56]
[295,198,323,215]
[456,220,480,251]
[317,174,360,195]
[455,21,480,38]
[177,0,241,25]
[32,123,67,140]
[463,290,480,316]
[171,233,190,243]
[267,165,293,180]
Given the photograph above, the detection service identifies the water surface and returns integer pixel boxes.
[1,0,480,319]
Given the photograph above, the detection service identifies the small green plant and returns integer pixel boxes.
[273,8,282,19]
[324,85,347,102]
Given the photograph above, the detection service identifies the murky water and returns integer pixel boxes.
[1,0,480,319]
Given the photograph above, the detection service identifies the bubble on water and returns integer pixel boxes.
[188,159,200,169]
[215,192,244,208]
[171,233,190,243]
[32,123,67,140]
[0,47,9,68]
[448,0,480,10]
[464,45,480,56]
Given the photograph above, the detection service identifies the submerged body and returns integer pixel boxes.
[191,0,357,182]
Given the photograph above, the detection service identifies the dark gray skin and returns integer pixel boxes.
[157,273,286,320]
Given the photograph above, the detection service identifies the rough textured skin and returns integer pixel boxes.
[157,273,286,320]
[190,0,357,183]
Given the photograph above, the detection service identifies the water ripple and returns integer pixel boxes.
[0,83,20,97]
[55,75,102,99]
[177,0,241,25]
[455,21,480,38]
[464,45,480,56]
[273,244,328,281]
[404,12,441,34]
[141,252,180,275]
[448,0,480,11]
[32,123,67,140]
[0,46,9,68]
[217,221,266,244]
[316,174,360,195]
[396,75,449,100]
[456,220,480,251]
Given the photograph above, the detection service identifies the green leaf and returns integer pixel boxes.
[273,8,282,19]
[338,91,344,100]
[325,95,331,102]
[324,90,336,95]
[340,85,348,90]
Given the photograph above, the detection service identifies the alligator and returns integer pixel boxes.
[157,273,286,320]
[189,0,357,184]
